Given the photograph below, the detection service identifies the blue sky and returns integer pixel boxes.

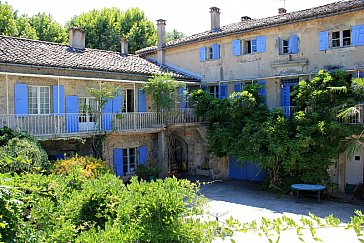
[7,0,339,35]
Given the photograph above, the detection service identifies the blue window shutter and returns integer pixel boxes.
[258,80,266,104]
[289,35,299,54]
[352,25,364,46]
[219,84,227,99]
[234,82,242,92]
[359,72,364,78]
[178,87,186,109]
[256,36,266,53]
[232,39,241,56]
[14,83,28,115]
[201,86,207,91]
[102,99,113,131]
[65,96,78,133]
[212,44,220,60]
[281,85,291,117]
[139,145,147,165]
[319,31,329,51]
[277,37,281,55]
[199,47,206,62]
[138,89,146,112]
[113,148,123,176]
[53,85,64,115]
[112,89,122,113]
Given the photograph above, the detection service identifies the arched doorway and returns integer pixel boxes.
[171,135,188,173]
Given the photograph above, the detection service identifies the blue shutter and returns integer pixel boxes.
[281,84,291,117]
[359,72,364,78]
[179,87,186,109]
[319,31,329,51]
[201,86,207,91]
[219,84,227,99]
[256,36,266,53]
[112,89,122,113]
[113,148,123,176]
[199,47,206,62]
[102,99,113,131]
[232,39,241,56]
[258,80,266,104]
[289,35,299,54]
[14,83,28,115]
[66,96,78,133]
[277,37,281,55]
[234,82,242,92]
[139,145,147,165]
[212,44,220,60]
[352,25,364,46]
[138,89,146,112]
[53,85,64,115]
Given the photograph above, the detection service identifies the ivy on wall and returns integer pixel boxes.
[191,70,363,192]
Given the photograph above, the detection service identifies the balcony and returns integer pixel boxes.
[0,109,201,139]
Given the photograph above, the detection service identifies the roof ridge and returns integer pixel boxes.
[136,0,363,55]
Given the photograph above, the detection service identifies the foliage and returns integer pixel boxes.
[67,7,157,53]
[52,155,110,179]
[191,70,359,192]
[166,28,185,42]
[0,127,48,174]
[0,2,67,43]
[142,74,183,112]
[86,82,121,114]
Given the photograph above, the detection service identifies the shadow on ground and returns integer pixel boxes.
[186,176,364,223]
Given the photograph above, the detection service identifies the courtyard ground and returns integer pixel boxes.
[196,178,364,242]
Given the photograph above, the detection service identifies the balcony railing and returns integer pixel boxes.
[0,109,200,138]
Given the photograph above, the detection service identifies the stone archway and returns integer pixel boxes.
[171,134,188,173]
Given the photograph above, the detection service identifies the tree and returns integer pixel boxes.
[67,7,156,53]
[28,13,67,43]
[166,28,185,42]
[14,14,37,39]
[142,74,184,174]
[0,2,17,36]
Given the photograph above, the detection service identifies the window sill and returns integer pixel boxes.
[271,58,308,68]
[325,46,355,53]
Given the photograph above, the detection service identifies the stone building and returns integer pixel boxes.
[136,0,364,191]
[0,27,206,178]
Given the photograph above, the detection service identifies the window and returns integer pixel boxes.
[123,89,134,112]
[207,47,213,60]
[123,148,137,174]
[28,86,50,115]
[199,44,220,61]
[208,85,219,98]
[244,39,257,54]
[78,97,97,123]
[282,39,289,54]
[331,30,351,48]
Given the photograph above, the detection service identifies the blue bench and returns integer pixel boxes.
[291,184,326,203]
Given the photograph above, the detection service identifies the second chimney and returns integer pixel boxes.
[241,16,252,22]
[157,19,166,64]
[210,7,221,31]
[69,27,85,49]
[120,37,128,55]
[278,8,287,15]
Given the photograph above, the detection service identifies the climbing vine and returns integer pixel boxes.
[191,70,363,192]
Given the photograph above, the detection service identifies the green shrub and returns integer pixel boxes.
[0,127,48,174]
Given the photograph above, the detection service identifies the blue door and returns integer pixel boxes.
[229,157,266,182]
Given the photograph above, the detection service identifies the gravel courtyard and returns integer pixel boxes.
[198,179,364,242]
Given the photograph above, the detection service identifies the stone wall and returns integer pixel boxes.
[40,137,94,159]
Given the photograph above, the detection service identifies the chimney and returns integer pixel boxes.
[69,27,85,49]
[278,8,287,15]
[241,16,252,22]
[210,7,221,31]
[120,37,128,55]
[156,19,166,64]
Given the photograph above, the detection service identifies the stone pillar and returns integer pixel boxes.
[157,19,166,65]
[210,7,221,31]
[158,131,168,176]
[69,27,85,49]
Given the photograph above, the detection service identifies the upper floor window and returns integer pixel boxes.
[278,35,299,54]
[331,30,351,48]
[28,86,50,115]
[199,44,220,62]
[231,36,266,56]
[319,25,364,51]
[123,89,134,112]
